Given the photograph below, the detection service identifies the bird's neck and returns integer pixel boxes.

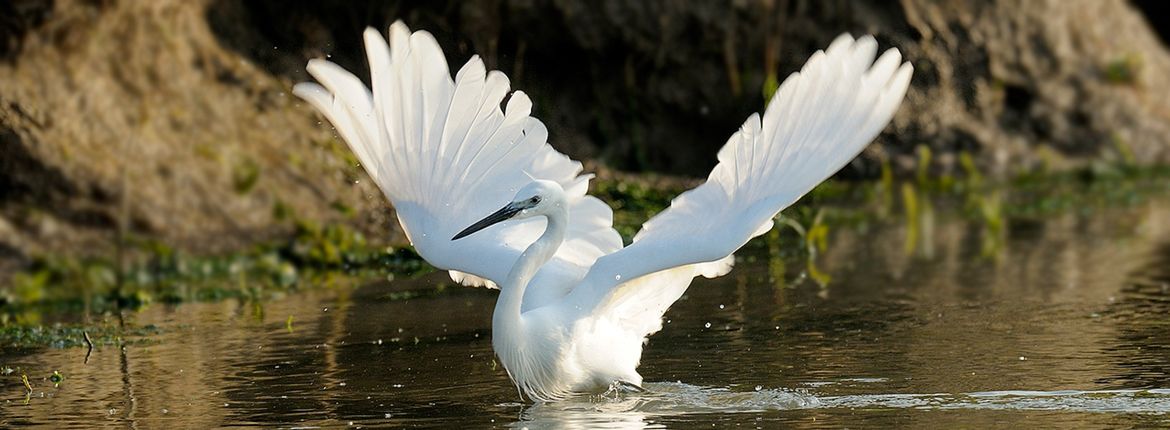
[493,207,567,335]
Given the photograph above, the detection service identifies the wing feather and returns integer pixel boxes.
[294,22,622,310]
[567,34,913,332]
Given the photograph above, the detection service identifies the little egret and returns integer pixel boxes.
[294,22,911,402]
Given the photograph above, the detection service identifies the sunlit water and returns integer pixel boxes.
[4,198,1170,428]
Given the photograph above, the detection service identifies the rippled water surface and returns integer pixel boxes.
[4,199,1170,428]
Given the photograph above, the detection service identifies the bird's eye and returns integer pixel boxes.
[529,196,541,204]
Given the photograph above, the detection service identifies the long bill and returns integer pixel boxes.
[451,202,523,240]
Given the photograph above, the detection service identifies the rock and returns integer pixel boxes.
[890,0,1170,177]
[1,0,1168,269]
[0,0,397,268]
[212,0,1170,176]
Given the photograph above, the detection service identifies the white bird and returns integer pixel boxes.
[293,21,912,402]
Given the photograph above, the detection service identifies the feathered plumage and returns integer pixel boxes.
[293,22,621,311]
[295,23,912,402]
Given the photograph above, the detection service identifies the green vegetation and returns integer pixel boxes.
[4,153,1170,348]
[1103,53,1143,85]
[762,72,780,102]
[0,323,161,349]
[591,179,685,243]
[231,157,261,194]
[0,219,431,326]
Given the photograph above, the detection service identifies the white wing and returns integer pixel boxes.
[293,22,622,309]
[568,34,913,333]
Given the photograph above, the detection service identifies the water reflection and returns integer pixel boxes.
[3,200,1170,428]
[518,400,651,429]
[1099,240,1170,389]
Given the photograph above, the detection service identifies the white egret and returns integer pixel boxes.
[293,21,911,402]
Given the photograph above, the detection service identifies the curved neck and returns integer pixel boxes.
[494,206,568,331]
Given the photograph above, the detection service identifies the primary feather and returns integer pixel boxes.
[293,22,622,311]
[566,34,912,337]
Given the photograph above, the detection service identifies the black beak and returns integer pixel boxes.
[452,202,523,240]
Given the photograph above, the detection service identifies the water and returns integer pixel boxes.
[4,199,1170,428]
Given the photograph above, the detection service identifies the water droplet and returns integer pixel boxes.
[704,322,712,329]
[719,304,725,309]
[615,275,622,281]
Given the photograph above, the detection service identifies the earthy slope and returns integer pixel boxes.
[0,0,394,273]
[1,0,1168,274]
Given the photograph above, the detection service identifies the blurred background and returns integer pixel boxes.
[1,0,1168,279]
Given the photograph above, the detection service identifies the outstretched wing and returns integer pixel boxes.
[569,34,912,326]
[294,22,622,307]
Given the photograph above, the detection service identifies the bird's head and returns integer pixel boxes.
[451,180,565,241]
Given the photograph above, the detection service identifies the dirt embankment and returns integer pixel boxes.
[1,0,1168,273]
[0,0,397,273]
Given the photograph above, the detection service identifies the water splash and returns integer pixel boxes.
[519,382,1170,424]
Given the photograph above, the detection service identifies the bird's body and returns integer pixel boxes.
[294,21,911,402]
[455,179,700,399]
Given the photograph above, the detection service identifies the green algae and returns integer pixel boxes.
[0,323,161,349]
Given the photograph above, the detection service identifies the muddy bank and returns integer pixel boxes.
[0,0,398,274]
[1,0,1169,276]
[212,0,1170,175]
